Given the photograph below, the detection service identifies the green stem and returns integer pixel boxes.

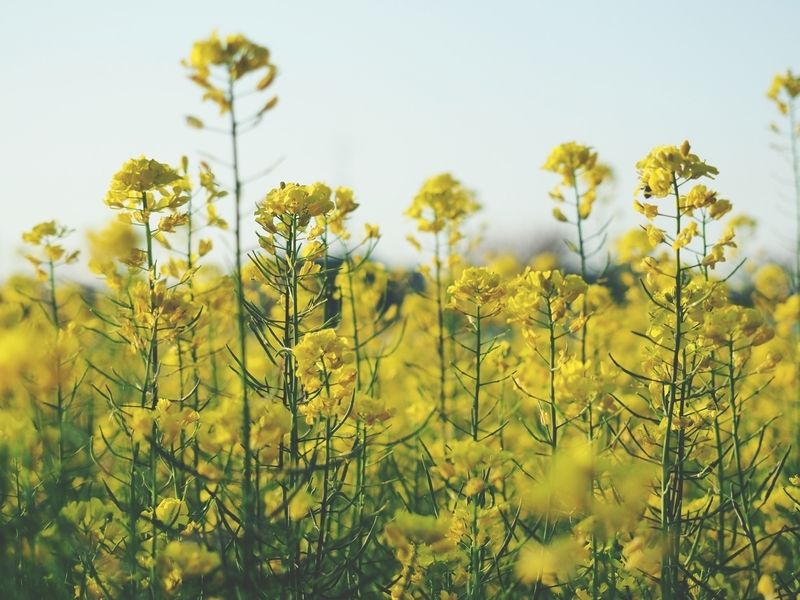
[548,299,558,451]
[142,192,158,410]
[435,232,447,449]
[150,422,158,600]
[472,305,481,442]
[281,213,302,599]
[128,443,139,598]
[660,174,684,600]
[572,174,600,598]
[728,340,761,581]
[184,192,204,511]
[712,371,726,567]
[469,304,482,599]
[141,190,160,598]
[47,258,65,471]
[228,74,255,588]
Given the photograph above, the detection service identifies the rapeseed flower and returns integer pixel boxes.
[405,173,479,234]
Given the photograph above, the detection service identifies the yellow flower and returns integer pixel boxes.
[708,199,732,219]
[462,478,485,496]
[288,490,313,521]
[701,306,740,345]
[633,200,659,220]
[542,142,596,186]
[683,184,717,211]
[256,182,335,230]
[552,206,568,222]
[622,536,661,578]
[353,393,395,426]
[672,221,698,251]
[104,157,188,214]
[155,498,189,527]
[184,31,275,113]
[108,157,182,195]
[616,229,652,263]
[754,263,791,302]
[767,70,800,115]
[645,224,666,247]
[325,186,360,238]
[755,351,782,374]
[516,537,587,586]
[405,173,479,233]
[384,512,456,557]
[161,540,221,578]
[757,574,777,600]
[22,221,58,246]
[187,31,225,79]
[543,143,610,222]
[701,244,726,269]
[293,329,357,402]
[156,399,200,446]
[22,221,79,279]
[635,143,718,199]
[198,238,213,256]
[750,324,775,346]
[448,267,506,309]
[363,223,380,240]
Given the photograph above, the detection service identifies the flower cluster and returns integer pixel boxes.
[255,182,335,241]
[293,329,357,423]
[447,266,506,311]
[543,142,612,222]
[635,141,719,199]
[506,269,588,326]
[103,156,188,217]
[767,69,800,115]
[184,31,276,114]
[22,221,79,282]
[404,173,480,234]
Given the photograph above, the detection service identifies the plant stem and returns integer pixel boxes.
[435,231,447,450]
[661,174,684,600]
[228,74,255,589]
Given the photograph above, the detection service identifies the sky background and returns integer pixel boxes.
[2,0,799,281]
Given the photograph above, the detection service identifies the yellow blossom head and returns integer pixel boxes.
[256,182,335,231]
[184,31,277,114]
[448,266,506,311]
[635,142,718,199]
[104,157,189,217]
[767,70,800,115]
[405,173,479,234]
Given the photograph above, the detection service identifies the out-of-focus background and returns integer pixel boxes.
[1,0,798,280]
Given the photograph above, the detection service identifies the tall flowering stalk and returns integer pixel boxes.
[633,142,720,597]
[252,181,355,596]
[183,32,277,586]
[506,269,588,451]
[406,174,479,445]
[22,222,80,474]
[97,156,194,596]
[15,223,83,596]
[543,141,613,600]
[543,143,612,436]
[447,266,507,599]
[625,142,784,597]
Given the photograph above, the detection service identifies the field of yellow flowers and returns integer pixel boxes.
[2,32,800,600]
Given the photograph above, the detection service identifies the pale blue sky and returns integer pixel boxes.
[2,1,799,281]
